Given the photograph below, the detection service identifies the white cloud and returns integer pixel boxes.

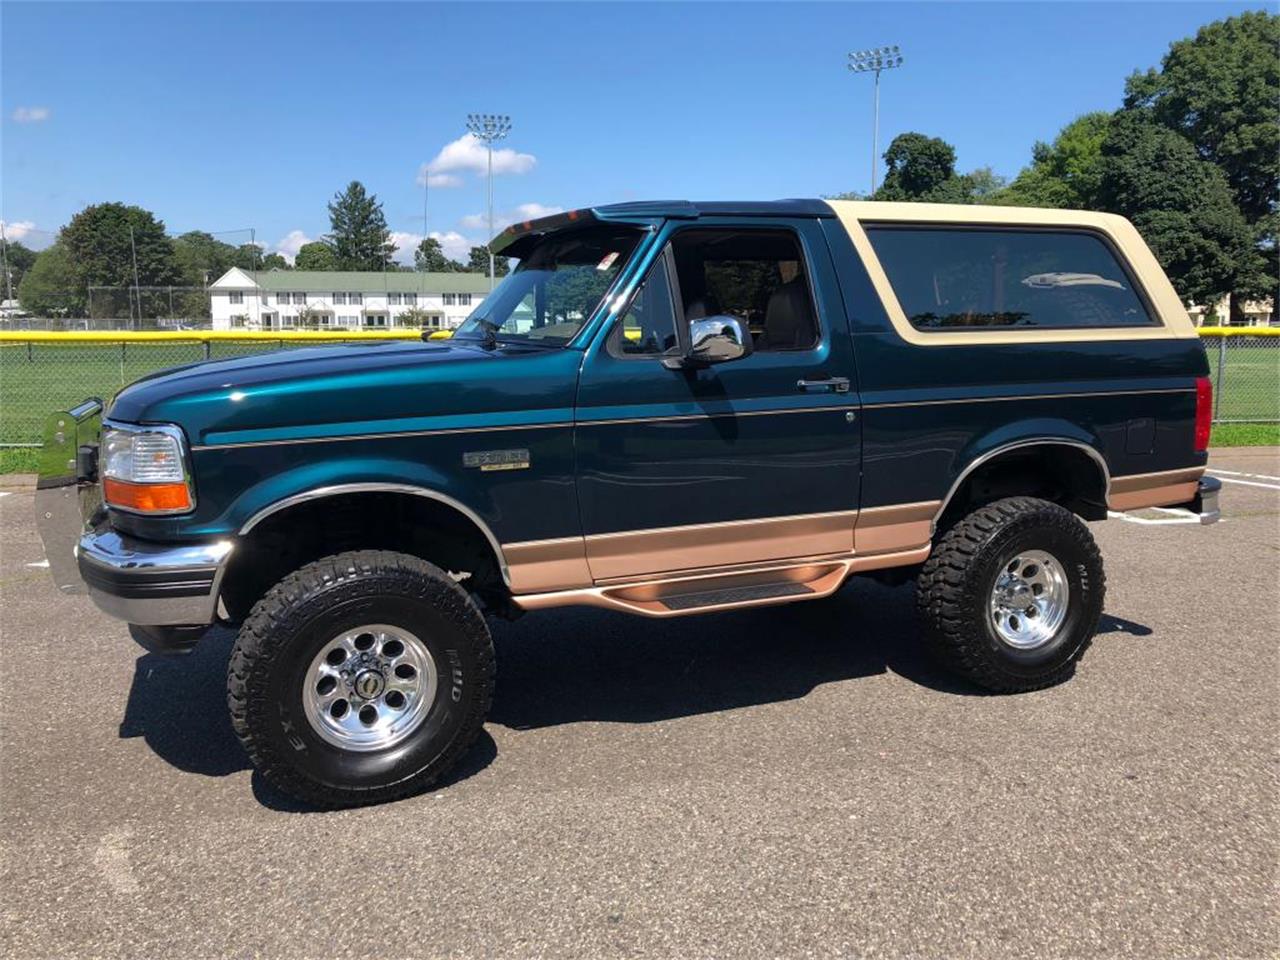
[459,202,565,233]
[273,229,313,263]
[0,219,38,242]
[431,231,472,262]
[387,231,423,266]
[415,166,463,189]
[417,133,536,190]
[11,106,50,124]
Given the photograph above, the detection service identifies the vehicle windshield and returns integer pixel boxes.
[452,225,644,345]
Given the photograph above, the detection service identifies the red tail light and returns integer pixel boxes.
[1194,376,1212,452]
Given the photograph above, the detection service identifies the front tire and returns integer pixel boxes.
[916,497,1105,692]
[227,550,495,807]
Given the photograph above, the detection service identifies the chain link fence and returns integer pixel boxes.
[1,331,1276,450]
[1202,331,1280,423]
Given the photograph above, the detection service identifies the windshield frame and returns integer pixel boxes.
[451,224,655,349]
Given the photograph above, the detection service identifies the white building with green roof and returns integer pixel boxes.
[209,267,493,331]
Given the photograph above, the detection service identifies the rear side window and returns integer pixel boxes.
[865,226,1156,331]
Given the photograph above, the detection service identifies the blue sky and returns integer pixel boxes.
[1,1,1267,264]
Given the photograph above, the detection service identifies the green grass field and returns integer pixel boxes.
[1,339,1276,475]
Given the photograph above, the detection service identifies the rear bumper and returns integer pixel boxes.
[1186,476,1221,524]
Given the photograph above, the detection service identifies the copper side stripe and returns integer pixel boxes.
[854,500,941,554]
[502,537,592,594]
[1107,466,1204,512]
[581,510,858,582]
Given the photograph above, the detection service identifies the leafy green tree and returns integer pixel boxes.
[1,240,37,297]
[992,112,1112,209]
[414,236,462,272]
[259,252,290,271]
[965,167,1009,201]
[295,241,337,271]
[17,242,80,315]
[397,306,437,328]
[326,181,395,270]
[466,245,509,276]
[172,230,237,286]
[875,133,966,202]
[1096,113,1261,307]
[60,202,181,294]
[1124,10,1278,313]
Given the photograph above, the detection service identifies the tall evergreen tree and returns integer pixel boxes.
[326,181,395,270]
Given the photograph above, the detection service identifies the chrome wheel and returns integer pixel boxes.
[988,549,1070,650]
[301,624,438,751]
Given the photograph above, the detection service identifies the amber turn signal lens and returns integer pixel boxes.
[103,477,193,513]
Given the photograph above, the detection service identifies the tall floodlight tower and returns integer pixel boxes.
[464,113,512,288]
[847,46,904,194]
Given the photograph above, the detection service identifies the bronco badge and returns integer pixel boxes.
[462,448,531,472]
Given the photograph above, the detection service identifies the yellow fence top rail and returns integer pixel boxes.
[1197,326,1280,337]
[0,329,454,343]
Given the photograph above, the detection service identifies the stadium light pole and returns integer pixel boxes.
[464,113,512,288]
[848,46,904,195]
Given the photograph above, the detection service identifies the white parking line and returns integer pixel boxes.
[1108,510,1205,526]
[1211,476,1280,491]
[1210,468,1280,482]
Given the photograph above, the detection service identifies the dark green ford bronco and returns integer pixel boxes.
[37,200,1220,806]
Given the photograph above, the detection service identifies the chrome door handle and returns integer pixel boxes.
[797,377,850,394]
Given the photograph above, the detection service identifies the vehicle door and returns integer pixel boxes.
[574,217,861,582]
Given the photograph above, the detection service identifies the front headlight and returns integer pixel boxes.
[101,422,195,514]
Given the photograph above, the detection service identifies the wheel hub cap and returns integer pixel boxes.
[988,549,1070,650]
[301,624,438,752]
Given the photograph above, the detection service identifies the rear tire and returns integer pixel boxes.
[227,550,495,807]
[916,496,1105,692]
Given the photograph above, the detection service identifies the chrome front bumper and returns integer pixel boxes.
[34,399,232,629]
[75,528,232,626]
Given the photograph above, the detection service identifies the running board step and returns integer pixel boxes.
[659,581,815,611]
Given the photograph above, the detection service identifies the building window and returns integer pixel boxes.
[280,314,296,328]
[333,292,346,305]
[364,314,388,328]
[443,293,473,306]
[387,293,402,305]
[349,292,363,305]
[403,293,417,305]
[230,313,247,327]
[293,292,307,305]
[229,291,244,305]
[337,315,357,326]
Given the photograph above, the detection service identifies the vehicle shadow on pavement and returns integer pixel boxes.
[116,625,497,811]
[115,579,1151,807]
[488,577,982,731]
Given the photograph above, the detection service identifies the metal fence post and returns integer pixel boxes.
[1214,334,1226,421]
[203,340,211,361]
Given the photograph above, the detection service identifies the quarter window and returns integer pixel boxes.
[669,229,819,351]
[865,226,1156,330]
[610,256,679,358]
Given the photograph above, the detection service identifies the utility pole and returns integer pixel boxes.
[464,113,512,289]
[128,223,142,329]
[0,221,12,303]
[848,46,904,195]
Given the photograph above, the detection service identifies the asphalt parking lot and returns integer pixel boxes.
[1,448,1276,959]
